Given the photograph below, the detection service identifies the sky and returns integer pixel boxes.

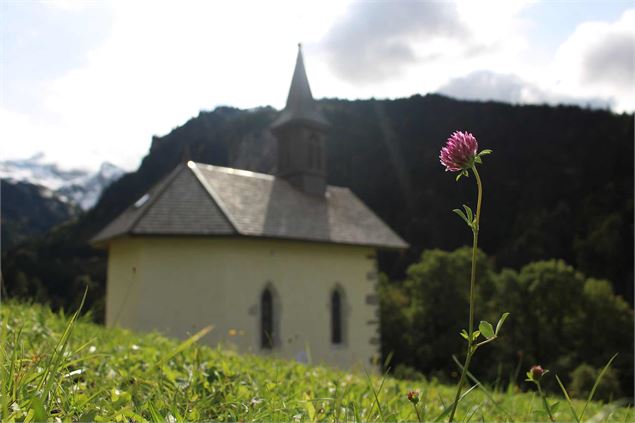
[1,0,633,171]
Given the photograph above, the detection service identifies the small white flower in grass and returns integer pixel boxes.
[166,414,176,423]
[131,344,140,351]
[63,369,83,379]
[88,345,96,353]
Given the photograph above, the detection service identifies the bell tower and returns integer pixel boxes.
[271,44,330,196]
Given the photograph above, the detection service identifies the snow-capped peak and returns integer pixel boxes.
[0,154,125,210]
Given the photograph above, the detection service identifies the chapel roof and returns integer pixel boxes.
[91,161,408,250]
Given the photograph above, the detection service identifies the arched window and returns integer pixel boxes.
[331,289,343,345]
[261,289,274,349]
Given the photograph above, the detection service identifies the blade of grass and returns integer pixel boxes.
[438,392,447,409]
[588,400,627,423]
[351,401,361,422]
[363,366,386,421]
[623,405,632,423]
[5,326,23,407]
[36,289,87,391]
[147,401,164,422]
[579,353,618,421]
[433,384,478,422]
[29,397,46,422]
[463,399,484,423]
[452,355,513,421]
[151,325,214,369]
[35,287,88,415]
[555,374,580,423]
[383,351,394,372]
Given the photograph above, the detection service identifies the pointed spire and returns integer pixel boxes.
[271,44,329,131]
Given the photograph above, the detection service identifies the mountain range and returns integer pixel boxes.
[0,154,125,210]
[0,155,124,250]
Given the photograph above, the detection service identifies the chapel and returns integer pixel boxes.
[92,45,407,369]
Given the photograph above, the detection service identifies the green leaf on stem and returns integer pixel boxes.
[459,330,469,341]
[495,312,510,336]
[455,169,469,181]
[478,149,493,156]
[478,321,495,339]
[452,209,471,227]
[471,330,481,342]
[462,205,473,224]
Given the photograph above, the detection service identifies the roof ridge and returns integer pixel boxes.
[189,162,355,190]
[188,161,242,234]
[190,162,275,180]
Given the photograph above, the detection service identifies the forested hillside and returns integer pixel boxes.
[2,94,632,312]
[1,180,79,251]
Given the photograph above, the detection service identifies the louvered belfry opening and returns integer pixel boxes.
[270,44,330,196]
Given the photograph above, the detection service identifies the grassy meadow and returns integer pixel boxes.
[0,301,631,422]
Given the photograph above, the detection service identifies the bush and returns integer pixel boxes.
[392,364,427,381]
[570,363,622,402]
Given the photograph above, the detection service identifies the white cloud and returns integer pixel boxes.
[438,70,611,108]
[435,6,633,112]
[551,9,635,112]
[319,1,467,83]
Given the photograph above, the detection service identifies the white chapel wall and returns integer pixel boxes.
[106,236,381,370]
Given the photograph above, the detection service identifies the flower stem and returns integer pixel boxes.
[448,165,483,423]
[413,403,422,423]
[537,381,555,423]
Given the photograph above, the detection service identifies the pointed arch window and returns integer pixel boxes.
[261,289,274,349]
[331,289,343,345]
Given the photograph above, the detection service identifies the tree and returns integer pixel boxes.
[380,249,634,399]
[403,247,495,374]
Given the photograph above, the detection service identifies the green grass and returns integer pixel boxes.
[0,301,631,422]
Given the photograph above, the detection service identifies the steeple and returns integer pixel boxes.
[271,44,329,131]
[271,44,330,196]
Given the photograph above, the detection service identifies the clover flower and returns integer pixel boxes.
[530,365,545,379]
[407,390,420,405]
[440,131,479,172]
